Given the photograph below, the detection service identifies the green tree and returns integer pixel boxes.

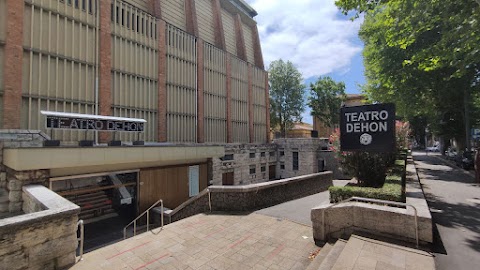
[308,76,347,128]
[268,59,305,137]
[336,0,480,148]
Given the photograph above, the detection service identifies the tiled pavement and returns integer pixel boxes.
[71,212,320,270]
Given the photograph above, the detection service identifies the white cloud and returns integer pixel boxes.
[246,0,363,79]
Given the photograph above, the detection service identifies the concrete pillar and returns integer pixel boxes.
[248,64,254,143]
[234,14,247,62]
[185,0,199,36]
[197,39,205,143]
[226,55,233,143]
[212,0,226,50]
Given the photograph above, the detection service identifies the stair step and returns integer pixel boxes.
[78,199,113,210]
[318,239,347,270]
[330,235,434,270]
[68,194,109,204]
[306,243,333,270]
[82,212,119,225]
[65,191,108,201]
[79,204,114,217]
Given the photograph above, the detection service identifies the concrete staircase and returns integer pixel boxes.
[307,235,435,270]
[65,191,117,223]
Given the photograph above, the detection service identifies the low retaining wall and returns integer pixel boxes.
[167,171,333,223]
[311,157,432,245]
[0,185,80,270]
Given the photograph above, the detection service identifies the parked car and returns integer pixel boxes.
[455,149,474,170]
[426,145,440,152]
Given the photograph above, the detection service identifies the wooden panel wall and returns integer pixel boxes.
[166,24,197,142]
[196,0,216,46]
[111,0,159,141]
[242,23,254,64]
[22,0,97,142]
[204,43,227,143]
[252,67,267,143]
[139,163,208,212]
[231,56,249,143]
[161,0,187,31]
[221,9,236,56]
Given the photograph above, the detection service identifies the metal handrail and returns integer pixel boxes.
[322,196,419,248]
[123,199,163,239]
[77,220,84,262]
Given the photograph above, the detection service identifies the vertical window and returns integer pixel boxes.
[280,150,285,156]
[293,152,299,171]
[116,6,119,24]
[280,163,285,170]
[260,152,265,157]
[82,0,86,10]
[261,164,266,172]
[75,0,79,9]
[137,16,140,32]
[250,165,256,175]
[121,8,125,26]
[126,11,130,28]
[249,152,255,158]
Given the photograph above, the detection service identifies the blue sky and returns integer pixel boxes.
[245,0,365,124]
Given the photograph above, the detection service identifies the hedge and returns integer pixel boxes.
[329,159,406,203]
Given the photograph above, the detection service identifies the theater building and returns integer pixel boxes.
[0,0,271,224]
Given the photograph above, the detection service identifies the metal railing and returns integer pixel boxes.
[322,196,419,248]
[123,199,164,239]
[77,220,84,262]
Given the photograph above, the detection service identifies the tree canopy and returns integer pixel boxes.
[336,0,480,147]
[268,59,306,137]
[308,76,347,128]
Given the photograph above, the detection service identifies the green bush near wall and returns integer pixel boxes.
[329,159,406,203]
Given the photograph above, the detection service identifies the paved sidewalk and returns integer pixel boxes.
[71,213,319,270]
[413,151,480,270]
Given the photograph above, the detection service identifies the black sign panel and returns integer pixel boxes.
[46,116,144,132]
[340,103,395,152]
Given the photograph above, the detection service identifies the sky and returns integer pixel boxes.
[245,0,366,124]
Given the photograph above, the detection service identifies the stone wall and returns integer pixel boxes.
[211,143,278,185]
[0,185,80,270]
[167,171,333,223]
[317,150,351,180]
[0,130,49,214]
[274,138,328,179]
[311,158,433,245]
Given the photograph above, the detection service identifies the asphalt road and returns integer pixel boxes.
[413,151,480,270]
[255,180,349,226]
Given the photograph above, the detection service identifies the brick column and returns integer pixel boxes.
[248,64,254,143]
[185,0,199,36]
[226,55,232,143]
[99,1,112,142]
[150,0,162,18]
[212,0,226,50]
[234,14,247,62]
[157,21,167,142]
[2,0,24,129]
[265,72,271,143]
[252,24,264,69]
[197,39,205,143]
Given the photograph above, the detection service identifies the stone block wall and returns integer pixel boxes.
[166,171,333,223]
[0,185,80,270]
[211,143,278,185]
[275,138,328,179]
[318,150,351,180]
[311,158,432,245]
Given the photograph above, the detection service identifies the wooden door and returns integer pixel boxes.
[222,172,234,185]
[269,165,276,180]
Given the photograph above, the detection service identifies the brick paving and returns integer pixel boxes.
[71,212,319,270]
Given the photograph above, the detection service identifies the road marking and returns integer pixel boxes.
[134,253,170,270]
[106,241,153,260]
[229,233,253,249]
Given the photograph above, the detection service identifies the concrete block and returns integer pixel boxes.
[7,179,23,191]
[0,250,28,270]
[8,201,22,212]
[8,191,22,203]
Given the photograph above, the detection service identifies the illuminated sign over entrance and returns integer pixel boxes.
[340,103,395,152]
[41,111,146,132]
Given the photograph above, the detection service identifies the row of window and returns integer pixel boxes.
[249,164,267,174]
[60,0,96,14]
[111,4,157,39]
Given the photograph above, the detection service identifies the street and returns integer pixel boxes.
[413,151,480,270]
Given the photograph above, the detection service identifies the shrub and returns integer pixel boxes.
[329,159,406,203]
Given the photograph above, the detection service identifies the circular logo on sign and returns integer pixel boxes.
[360,133,372,145]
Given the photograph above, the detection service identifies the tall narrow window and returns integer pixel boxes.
[293,152,299,171]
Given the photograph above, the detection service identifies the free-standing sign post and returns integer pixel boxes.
[340,103,396,152]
